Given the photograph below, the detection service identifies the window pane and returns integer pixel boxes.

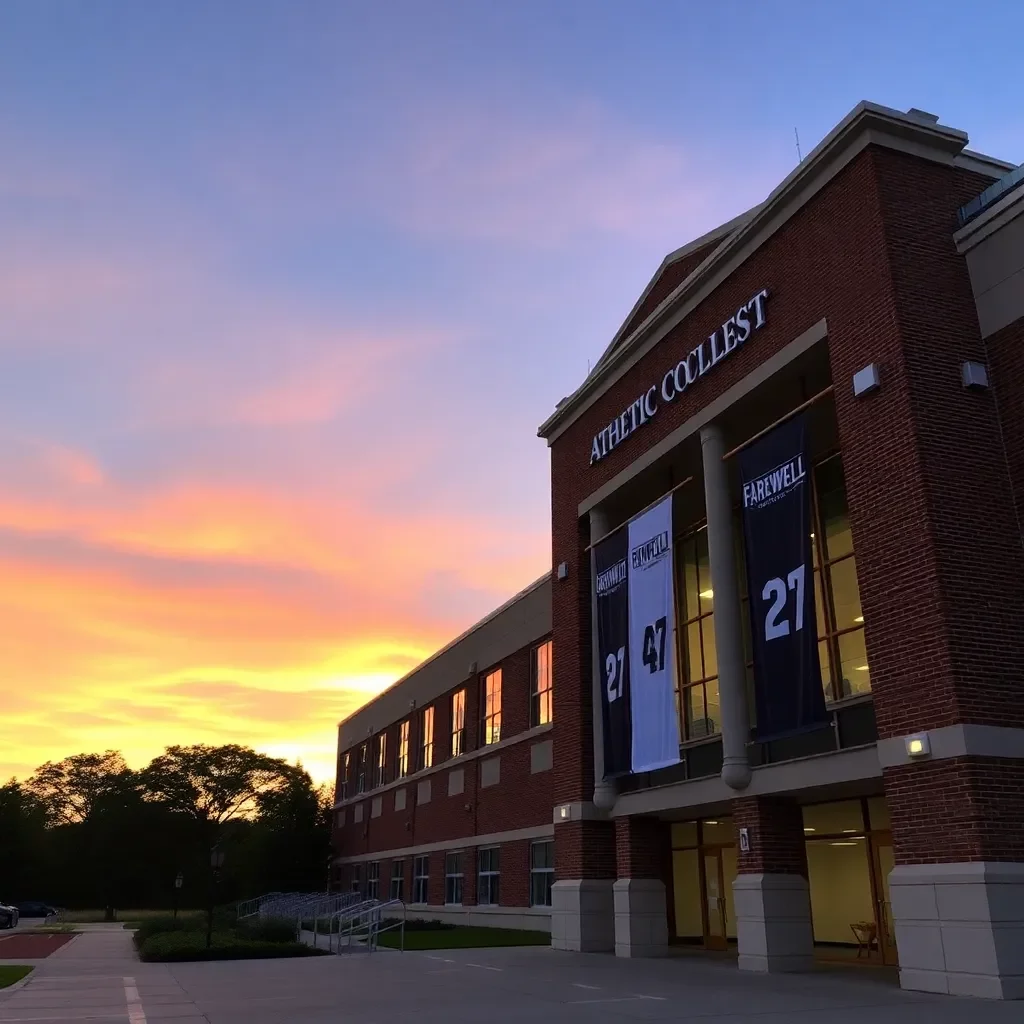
[816,458,854,560]
[683,539,699,620]
[828,556,863,631]
[696,529,714,613]
[814,570,826,639]
[802,799,865,835]
[700,817,733,844]
[531,841,553,869]
[686,621,702,682]
[701,616,717,680]
[837,629,871,696]
[670,821,698,847]
[703,677,721,737]
[683,683,704,739]
[818,640,832,699]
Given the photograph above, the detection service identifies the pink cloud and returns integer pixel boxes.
[208,97,789,248]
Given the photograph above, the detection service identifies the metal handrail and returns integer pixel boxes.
[319,898,406,954]
[368,899,406,952]
[324,899,382,954]
[236,892,286,920]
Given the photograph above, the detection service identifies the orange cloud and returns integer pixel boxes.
[0,467,548,785]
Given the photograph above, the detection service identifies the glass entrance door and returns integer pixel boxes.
[703,849,728,950]
[871,834,898,966]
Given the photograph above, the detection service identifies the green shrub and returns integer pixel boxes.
[139,930,326,963]
[235,919,297,943]
[131,915,192,949]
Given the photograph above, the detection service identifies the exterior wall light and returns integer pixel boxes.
[556,804,572,821]
[962,361,989,389]
[853,363,881,397]
[905,733,931,759]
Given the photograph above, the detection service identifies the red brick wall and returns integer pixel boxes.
[332,635,555,896]
[885,757,1024,864]
[615,816,670,879]
[860,152,1024,734]
[500,839,531,907]
[617,240,722,346]
[556,820,616,879]
[732,796,808,876]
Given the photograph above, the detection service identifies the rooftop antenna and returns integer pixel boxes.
[794,127,803,164]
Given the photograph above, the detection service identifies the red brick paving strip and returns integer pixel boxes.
[0,933,75,958]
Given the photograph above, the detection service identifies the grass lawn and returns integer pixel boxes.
[377,926,550,950]
[0,966,33,990]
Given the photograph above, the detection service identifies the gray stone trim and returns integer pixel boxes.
[334,722,552,810]
[890,861,1024,1000]
[955,179,1024,253]
[530,739,553,774]
[578,319,827,517]
[480,756,500,788]
[611,743,881,818]
[876,724,1024,768]
[333,822,554,865]
[553,800,611,825]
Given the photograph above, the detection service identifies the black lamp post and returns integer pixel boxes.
[206,847,225,949]
[173,871,184,920]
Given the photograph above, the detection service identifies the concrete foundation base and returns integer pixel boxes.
[733,873,814,973]
[550,879,614,952]
[613,878,669,958]
[890,861,1024,999]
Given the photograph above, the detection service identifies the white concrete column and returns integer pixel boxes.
[890,862,1024,999]
[613,879,669,958]
[699,423,752,790]
[734,874,815,972]
[590,507,618,811]
[550,880,615,952]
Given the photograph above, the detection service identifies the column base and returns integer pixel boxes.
[733,873,814,973]
[613,879,668,958]
[550,880,615,952]
[891,862,1024,999]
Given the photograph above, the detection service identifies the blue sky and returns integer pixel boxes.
[0,0,1020,783]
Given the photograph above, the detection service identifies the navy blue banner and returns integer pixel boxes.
[594,528,632,777]
[739,413,828,741]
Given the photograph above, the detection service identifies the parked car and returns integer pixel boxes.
[0,902,19,929]
[16,901,58,919]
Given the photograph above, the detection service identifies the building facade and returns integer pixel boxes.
[333,101,1024,998]
[331,576,556,932]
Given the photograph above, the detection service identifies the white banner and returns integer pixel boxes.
[626,495,681,773]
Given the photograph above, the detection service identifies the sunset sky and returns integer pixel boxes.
[2,1,1020,785]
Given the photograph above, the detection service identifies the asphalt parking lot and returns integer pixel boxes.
[2,927,1021,1023]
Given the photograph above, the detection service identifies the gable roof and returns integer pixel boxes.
[538,101,1013,445]
[589,207,759,377]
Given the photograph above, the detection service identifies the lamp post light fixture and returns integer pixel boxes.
[206,846,226,950]
[173,871,183,920]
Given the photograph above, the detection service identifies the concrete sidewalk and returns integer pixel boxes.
[3,929,1021,1022]
[0,928,205,1023]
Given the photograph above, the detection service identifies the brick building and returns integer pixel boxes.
[333,102,1024,999]
[331,576,556,931]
